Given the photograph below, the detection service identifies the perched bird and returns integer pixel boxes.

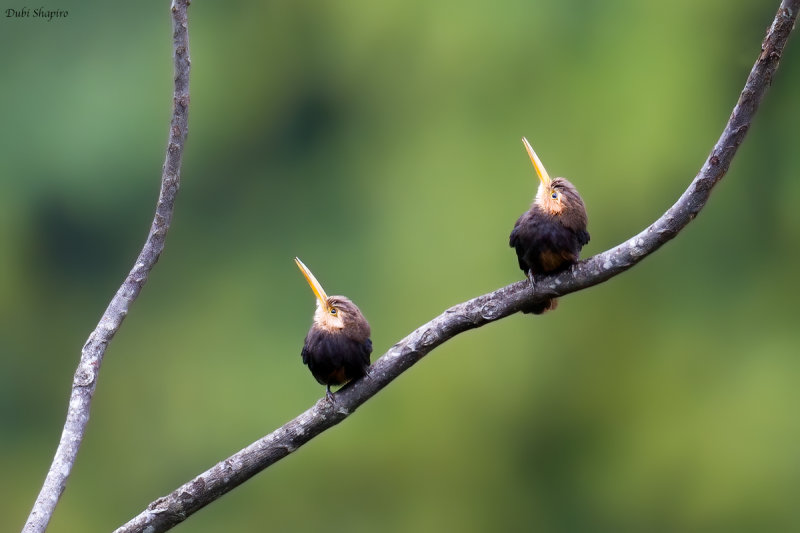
[294,257,372,401]
[509,137,590,314]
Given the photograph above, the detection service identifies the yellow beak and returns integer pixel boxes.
[294,257,329,312]
[522,137,551,188]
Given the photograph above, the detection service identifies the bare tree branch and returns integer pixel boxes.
[115,1,798,532]
[21,2,191,532]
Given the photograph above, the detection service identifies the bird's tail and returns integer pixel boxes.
[523,297,559,315]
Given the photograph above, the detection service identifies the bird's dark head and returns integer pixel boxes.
[295,257,371,339]
[522,137,588,227]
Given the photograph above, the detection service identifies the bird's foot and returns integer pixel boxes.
[325,386,335,404]
[522,270,550,314]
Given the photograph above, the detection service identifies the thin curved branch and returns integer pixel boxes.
[115,1,798,532]
[22,2,191,532]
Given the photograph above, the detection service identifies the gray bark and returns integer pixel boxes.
[21,1,191,532]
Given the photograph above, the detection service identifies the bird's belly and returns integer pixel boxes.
[513,218,582,274]
[308,354,364,386]
[537,248,572,272]
[322,366,349,386]
[303,331,370,386]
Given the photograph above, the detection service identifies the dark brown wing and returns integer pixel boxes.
[576,228,590,247]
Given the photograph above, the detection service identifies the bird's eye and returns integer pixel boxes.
[551,191,558,199]
[330,308,338,315]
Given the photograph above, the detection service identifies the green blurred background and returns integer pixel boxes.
[2,0,799,531]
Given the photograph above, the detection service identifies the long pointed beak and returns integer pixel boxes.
[294,257,329,312]
[522,137,551,187]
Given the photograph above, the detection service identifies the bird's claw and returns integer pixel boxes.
[527,270,536,290]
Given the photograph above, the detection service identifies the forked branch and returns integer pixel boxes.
[114,1,799,532]
[22,1,191,532]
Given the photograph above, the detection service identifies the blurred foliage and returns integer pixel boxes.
[2,0,799,531]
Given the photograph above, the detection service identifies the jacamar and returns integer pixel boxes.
[295,257,372,401]
[509,138,590,313]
